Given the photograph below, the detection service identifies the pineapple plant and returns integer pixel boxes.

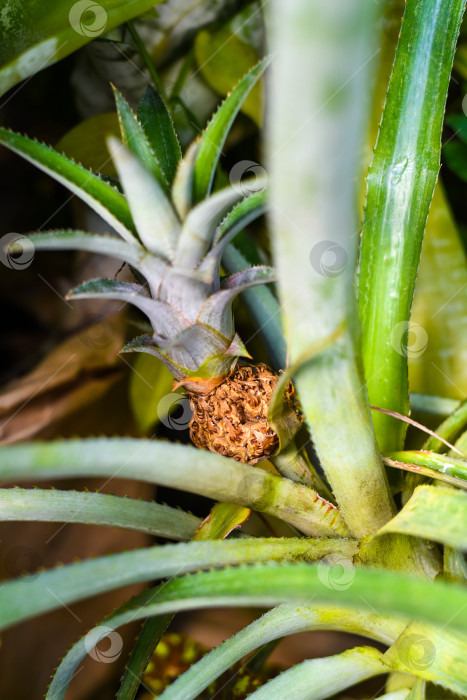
[0,59,301,466]
[2,1,467,699]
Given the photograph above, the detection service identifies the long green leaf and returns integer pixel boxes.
[0,439,350,536]
[0,0,164,97]
[386,450,467,482]
[0,538,357,630]
[68,278,189,338]
[200,189,268,279]
[159,604,403,700]
[19,229,143,265]
[107,137,180,259]
[248,646,386,699]
[266,0,393,536]
[116,615,172,700]
[378,484,467,550]
[113,85,169,192]
[46,563,467,698]
[0,488,200,540]
[424,398,467,453]
[137,86,181,184]
[174,183,246,269]
[384,621,467,695]
[0,129,136,243]
[358,0,466,451]
[192,58,269,203]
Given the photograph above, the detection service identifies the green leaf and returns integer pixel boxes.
[113,85,169,192]
[424,398,467,453]
[194,23,263,126]
[0,0,165,97]
[174,183,247,269]
[18,230,143,265]
[107,137,180,259]
[193,502,251,540]
[0,129,136,243]
[0,439,351,537]
[386,450,467,483]
[68,278,188,338]
[358,0,467,450]
[248,647,386,699]
[158,604,403,700]
[117,615,172,700]
[171,139,200,220]
[378,485,467,550]
[0,538,357,631]
[129,354,175,434]
[406,680,426,699]
[384,621,467,695]
[46,563,467,698]
[197,266,276,338]
[0,487,200,540]
[199,188,269,279]
[137,86,182,185]
[192,57,269,203]
[267,0,393,537]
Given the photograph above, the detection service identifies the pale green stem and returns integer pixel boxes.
[266,0,393,536]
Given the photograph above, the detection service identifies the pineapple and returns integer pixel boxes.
[0,60,300,465]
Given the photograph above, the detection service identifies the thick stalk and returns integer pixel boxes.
[358,0,467,451]
[266,0,393,536]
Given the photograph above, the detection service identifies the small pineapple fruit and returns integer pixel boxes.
[0,60,300,464]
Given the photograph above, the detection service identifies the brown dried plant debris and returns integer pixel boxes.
[189,363,299,465]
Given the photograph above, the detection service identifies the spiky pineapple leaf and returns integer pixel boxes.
[200,188,268,281]
[117,615,172,700]
[158,604,402,700]
[113,85,169,192]
[0,488,200,540]
[172,139,200,219]
[383,620,467,695]
[17,230,144,266]
[47,564,467,698]
[107,137,180,259]
[358,0,467,450]
[214,188,267,247]
[121,334,160,356]
[137,86,182,185]
[192,57,269,203]
[68,278,189,339]
[247,647,386,699]
[0,129,137,243]
[0,439,349,537]
[377,484,467,550]
[174,183,251,269]
[0,538,354,631]
[197,265,276,338]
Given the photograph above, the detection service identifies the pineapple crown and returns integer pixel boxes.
[1,59,274,392]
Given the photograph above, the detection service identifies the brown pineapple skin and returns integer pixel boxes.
[189,363,297,465]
